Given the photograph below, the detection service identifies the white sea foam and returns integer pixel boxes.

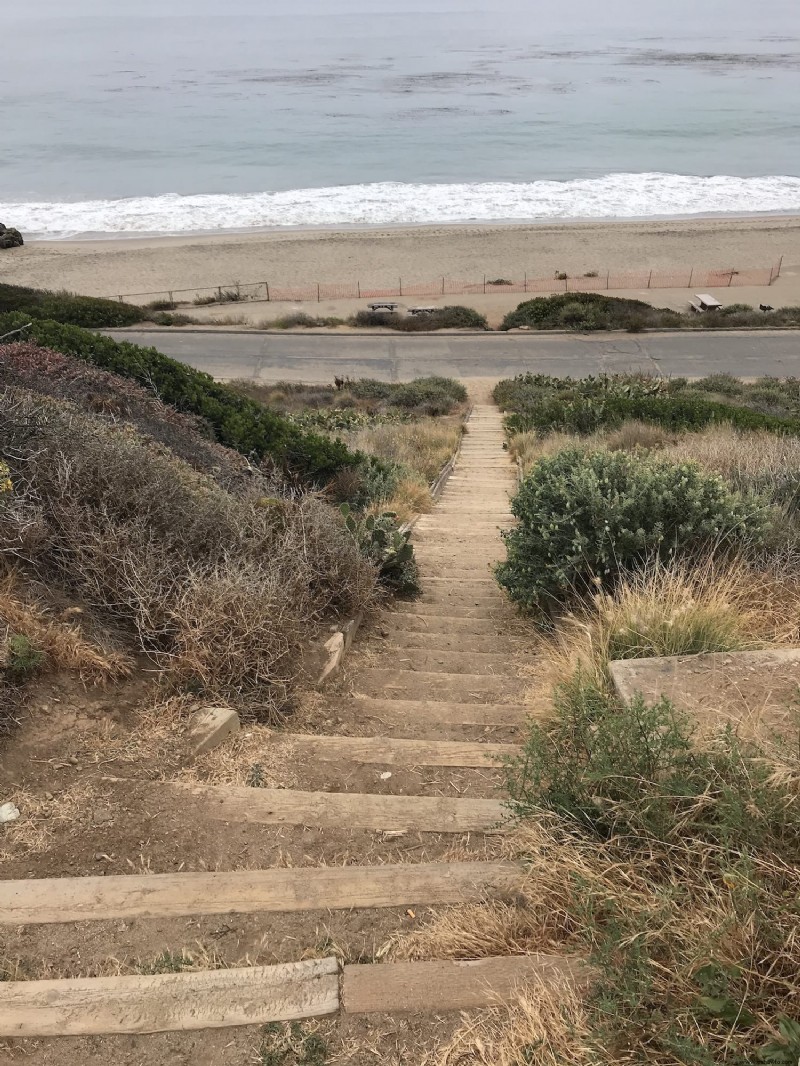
[5,173,800,239]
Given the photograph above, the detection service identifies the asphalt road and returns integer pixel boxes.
[107,330,800,382]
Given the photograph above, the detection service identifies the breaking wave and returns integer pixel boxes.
[6,172,800,239]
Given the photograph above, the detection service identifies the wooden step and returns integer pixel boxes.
[0,958,339,1037]
[389,603,508,619]
[418,591,506,609]
[343,955,589,1015]
[354,668,521,703]
[381,632,512,654]
[275,731,517,765]
[380,614,504,634]
[1,861,521,926]
[373,648,514,675]
[349,695,529,730]
[164,782,509,833]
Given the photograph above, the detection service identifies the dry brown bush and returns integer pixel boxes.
[0,387,378,713]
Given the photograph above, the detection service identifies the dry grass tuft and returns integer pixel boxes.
[344,418,463,484]
[376,476,434,523]
[426,980,595,1066]
[508,429,585,474]
[665,424,800,512]
[0,574,132,683]
[543,555,769,691]
[0,780,99,861]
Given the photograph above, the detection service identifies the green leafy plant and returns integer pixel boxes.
[496,448,768,611]
[340,503,419,595]
[4,634,45,681]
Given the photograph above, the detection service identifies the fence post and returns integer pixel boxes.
[317,283,320,302]
[217,286,223,301]
[483,275,486,294]
[168,291,173,305]
[441,276,445,295]
[399,277,402,297]
[606,272,610,290]
[728,272,733,287]
[357,281,361,299]
[688,268,694,289]
[776,255,783,282]
[647,270,652,289]
[524,272,527,293]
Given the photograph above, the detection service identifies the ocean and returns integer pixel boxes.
[3,0,800,237]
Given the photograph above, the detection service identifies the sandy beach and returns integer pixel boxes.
[1,216,798,295]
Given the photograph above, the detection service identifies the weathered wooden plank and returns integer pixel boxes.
[164,783,509,834]
[349,695,529,728]
[277,732,518,766]
[0,862,522,926]
[0,959,339,1037]
[343,955,589,1014]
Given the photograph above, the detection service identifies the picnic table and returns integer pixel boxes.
[690,293,723,312]
[409,306,436,316]
[367,301,399,312]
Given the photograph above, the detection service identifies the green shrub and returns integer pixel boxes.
[493,372,800,437]
[0,312,366,490]
[0,283,144,328]
[500,293,682,332]
[352,306,488,331]
[5,634,45,681]
[496,449,767,611]
[506,672,800,852]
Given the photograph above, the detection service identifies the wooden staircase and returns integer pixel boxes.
[0,403,583,1047]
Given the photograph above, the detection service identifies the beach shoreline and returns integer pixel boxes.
[2,216,799,309]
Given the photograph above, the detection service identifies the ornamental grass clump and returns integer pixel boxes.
[496,449,768,612]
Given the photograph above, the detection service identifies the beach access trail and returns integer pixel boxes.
[0,399,587,1063]
[108,328,800,383]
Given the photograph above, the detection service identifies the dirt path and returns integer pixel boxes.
[0,401,573,1065]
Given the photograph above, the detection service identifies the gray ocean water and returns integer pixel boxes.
[3,0,800,236]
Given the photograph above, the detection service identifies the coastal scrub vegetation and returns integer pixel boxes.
[0,282,146,329]
[0,312,373,491]
[0,344,382,717]
[352,305,489,331]
[232,376,468,522]
[402,370,800,1065]
[494,371,800,438]
[496,448,767,612]
[500,291,800,331]
[0,344,467,720]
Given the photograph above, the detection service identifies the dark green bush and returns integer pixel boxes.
[496,449,767,611]
[0,283,144,328]
[352,306,488,331]
[0,312,364,489]
[500,293,683,332]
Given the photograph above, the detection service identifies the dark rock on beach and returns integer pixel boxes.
[0,224,24,249]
